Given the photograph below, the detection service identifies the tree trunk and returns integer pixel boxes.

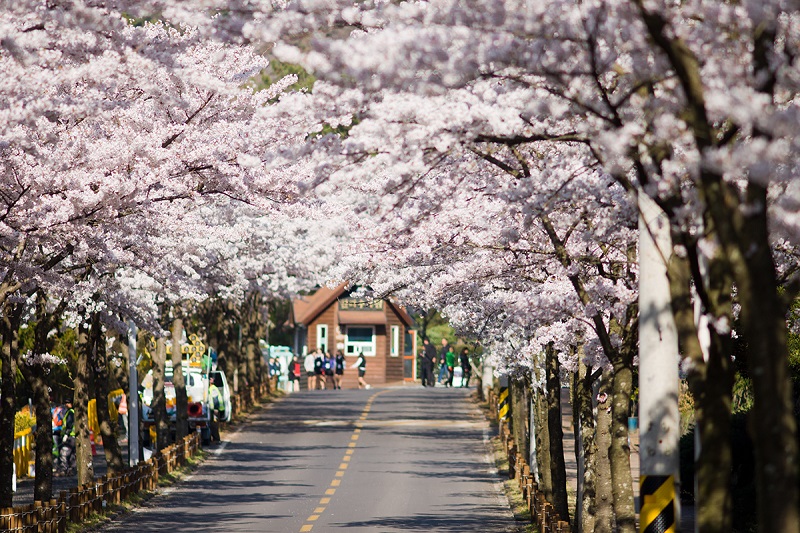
[533,386,553,499]
[594,372,614,533]
[92,315,123,476]
[153,337,170,451]
[75,319,95,486]
[668,244,734,533]
[243,292,262,389]
[608,357,635,533]
[18,296,57,502]
[0,303,22,507]
[171,316,188,441]
[573,362,597,533]
[546,344,569,521]
[733,186,799,533]
[511,379,530,461]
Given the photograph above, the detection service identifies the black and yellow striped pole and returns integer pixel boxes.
[498,386,509,420]
[640,475,676,533]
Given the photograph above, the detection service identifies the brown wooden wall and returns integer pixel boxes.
[306,302,408,389]
[308,306,336,355]
[385,309,405,383]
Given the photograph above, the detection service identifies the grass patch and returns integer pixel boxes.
[475,393,539,533]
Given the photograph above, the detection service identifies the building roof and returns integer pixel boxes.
[292,282,348,326]
[291,282,415,329]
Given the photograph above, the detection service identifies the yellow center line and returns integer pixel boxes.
[300,390,388,533]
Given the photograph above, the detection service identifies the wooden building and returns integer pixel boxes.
[291,284,417,388]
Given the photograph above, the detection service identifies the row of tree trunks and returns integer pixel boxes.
[514,356,620,533]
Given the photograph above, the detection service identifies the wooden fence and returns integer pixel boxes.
[0,432,200,533]
[491,388,572,533]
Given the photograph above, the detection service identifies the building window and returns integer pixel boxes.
[345,326,375,356]
[317,324,328,353]
[404,330,414,356]
[390,326,400,357]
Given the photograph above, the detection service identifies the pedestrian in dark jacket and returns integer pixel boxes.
[421,338,437,387]
[460,348,472,388]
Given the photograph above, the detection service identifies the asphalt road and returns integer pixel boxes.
[99,386,518,532]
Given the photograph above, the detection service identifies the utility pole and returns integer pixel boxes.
[127,321,140,467]
[638,194,680,532]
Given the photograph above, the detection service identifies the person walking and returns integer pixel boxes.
[334,350,345,390]
[353,351,370,389]
[460,348,472,388]
[437,338,450,385]
[421,338,437,387]
[288,355,301,392]
[118,393,129,437]
[314,350,325,390]
[323,352,336,390]
[56,399,76,475]
[304,350,316,390]
[208,379,224,443]
[445,345,457,387]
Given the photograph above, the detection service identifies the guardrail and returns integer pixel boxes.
[490,388,571,533]
[0,432,200,532]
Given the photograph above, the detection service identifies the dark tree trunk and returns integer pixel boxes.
[533,386,553,499]
[735,185,798,532]
[510,379,530,461]
[153,337,170,451]
[545,344,569,520]
[594,372,614,533]
[18,294,60,502]
[92,315,123,476]
[0,303,22,507]
[243,292,262,389]
[668,244,734,533]
[171,316,188,441]
[608,356,635,533]
[573,361,598,533]
[75,319,95,486]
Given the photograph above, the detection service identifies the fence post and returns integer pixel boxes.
[58,491,67,533]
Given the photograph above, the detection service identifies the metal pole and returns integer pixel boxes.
[127,320,140,467]
[638,194,680,531]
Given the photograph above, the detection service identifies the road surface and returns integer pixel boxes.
[100,386,518,532]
